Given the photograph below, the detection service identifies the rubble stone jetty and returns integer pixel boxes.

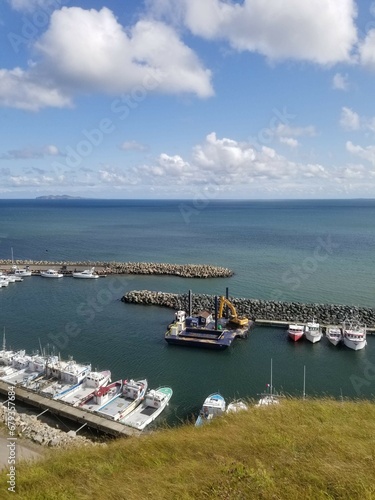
[122,290,375,328]
[0,260,233,278]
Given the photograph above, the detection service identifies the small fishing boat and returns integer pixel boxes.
[195,393,226,426]
[287,323,304,342]
[226,400,248,413]
[11,265,32,277]
[40,269,63,278]
[58,370,111,405]
[120,386,173,430]
[326,327,342,346]
[80,379,124,412]
[304,319,322,343]
[343,320,367,351]
[72,267,99,279]
[97,378,148,421]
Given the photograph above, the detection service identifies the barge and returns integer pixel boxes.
[165,295,250,349]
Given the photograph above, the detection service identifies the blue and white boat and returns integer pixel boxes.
[195,393,226,426]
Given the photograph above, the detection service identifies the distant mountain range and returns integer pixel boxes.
[36,195,85,200]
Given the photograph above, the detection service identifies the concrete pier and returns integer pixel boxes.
[0,381,141,438]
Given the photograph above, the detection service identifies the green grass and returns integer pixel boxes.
[2,398,375,499]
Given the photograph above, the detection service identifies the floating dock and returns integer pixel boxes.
[0,380,141,438]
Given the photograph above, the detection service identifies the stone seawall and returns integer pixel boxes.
[122,290,375,327]
[0,260,233,278]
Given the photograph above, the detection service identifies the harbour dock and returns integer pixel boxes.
[0,381,141,438]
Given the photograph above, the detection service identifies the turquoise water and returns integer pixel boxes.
[0,199,374,425]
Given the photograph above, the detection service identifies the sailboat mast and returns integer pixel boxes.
[270,358,273,395]
[2,327,5,352]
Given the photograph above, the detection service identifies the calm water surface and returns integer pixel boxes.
[0,199,374,425]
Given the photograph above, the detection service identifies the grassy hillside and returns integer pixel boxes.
[3,399,375,499]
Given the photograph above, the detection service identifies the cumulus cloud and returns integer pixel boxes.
[358,29,375,70]
[340,107,360,130]
[0,68,71,111]
[332,72,349,90]
[275,124,316,138]
[279,137,299,148]
[149,0,358,64]
[0,7,213,110]
[346,141,375,166]
[131,132,329,188]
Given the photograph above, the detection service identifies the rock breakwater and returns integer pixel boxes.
[0,260,233,278]
[0,405,99,448]
[122,290,375,327]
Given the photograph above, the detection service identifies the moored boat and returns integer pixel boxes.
[58,370,111,405]
[80,379,124,412]
[304,319,322,343]
[97,378,148,421]
[287,323,304,342]
[326,326,343,346]
[195,393,226,426]
[40,269,63,278]
[343,321,367,351]
[256,358,280,406]
[72,267,99,279]
[120,386,173,430]
[226,400,248,413]
[11,265,32,277]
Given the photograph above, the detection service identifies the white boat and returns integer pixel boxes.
[121,387,173,430]
[72,267,99,279]
[287,323,304,342]
[343,321,367,351]
[195,393,226,426]
[11,265,32,277]
[80,379,124,412]
[256,359,280,406]
[58,370,111,405]
[41,358,91,398]
[326,326,343,346]
[40,269,63,278]
[226,400,248,413]
[0,276,10,287]
[97,378,148,421]
[1,352,47,386]
[304,319,322,343]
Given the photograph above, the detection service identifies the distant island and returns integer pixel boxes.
[36,195,85,200]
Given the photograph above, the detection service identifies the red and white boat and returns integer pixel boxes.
[287,323,304,342]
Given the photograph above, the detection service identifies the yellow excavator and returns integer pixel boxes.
[218,296,249,327]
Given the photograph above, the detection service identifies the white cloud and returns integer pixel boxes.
[279,137,298,148]
[340,107,360,130]
[119,141,147,152]
[346,141,375,166]
[0,144,62,160]
[0,67,71,111]
[0,7,213,110]
[358,29,375,70]
[332,72,349,90]
[150,0,358,64]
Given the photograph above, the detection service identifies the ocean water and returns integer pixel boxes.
[0,199,374,425]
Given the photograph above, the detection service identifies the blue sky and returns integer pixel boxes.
[1,0,375,199]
